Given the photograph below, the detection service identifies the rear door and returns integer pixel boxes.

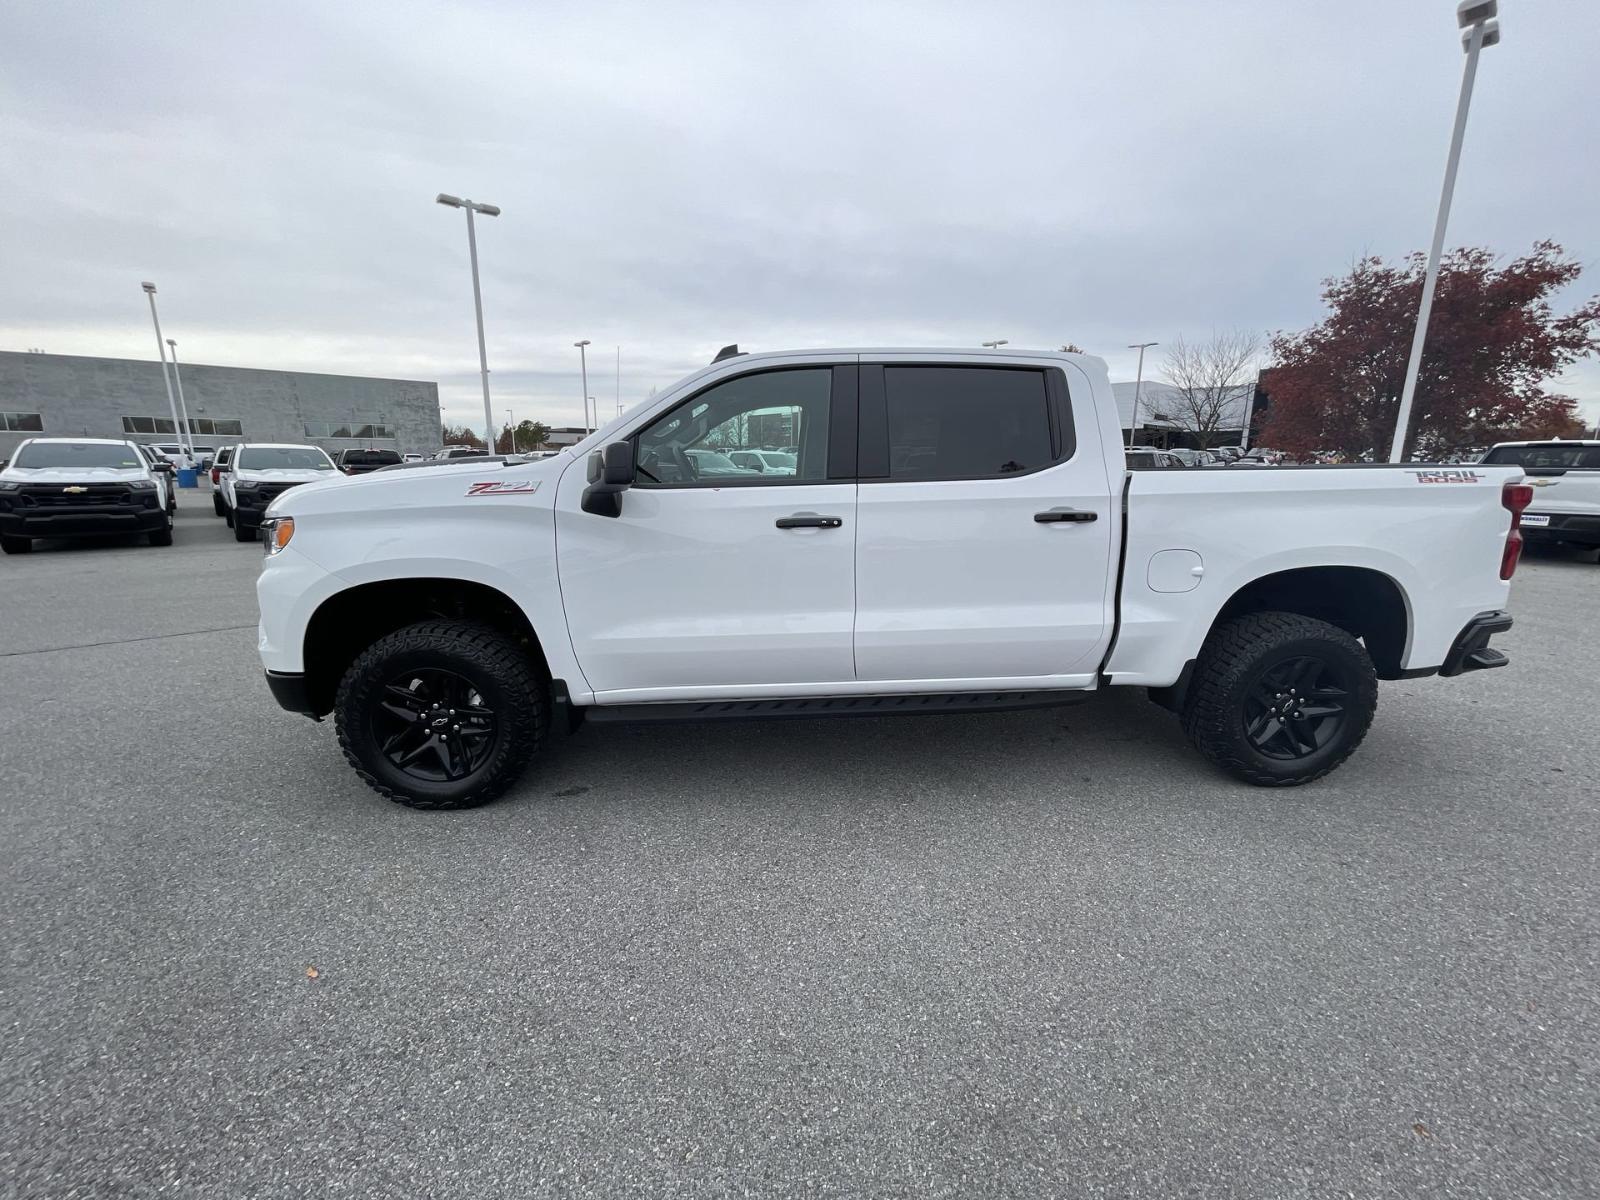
[852,358,1117,684]
[556,359,860,700]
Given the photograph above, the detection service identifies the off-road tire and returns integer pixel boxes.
[0,535,31,555]
[1182,611,1377,787]
[334,620,546,810]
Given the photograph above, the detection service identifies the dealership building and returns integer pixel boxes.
[0,351,442,460]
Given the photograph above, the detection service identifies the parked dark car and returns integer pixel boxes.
[335,449,403,475]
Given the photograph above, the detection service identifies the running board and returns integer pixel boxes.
[582,690,1091,725]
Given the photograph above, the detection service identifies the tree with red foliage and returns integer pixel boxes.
[1257,242,1599,460]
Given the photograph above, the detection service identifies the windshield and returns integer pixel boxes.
[760,451,796,468]
[1481,444,1600,469]
[237,447,335,470]
[11,442,144,470]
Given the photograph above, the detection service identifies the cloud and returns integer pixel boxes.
[3,0,1597,428]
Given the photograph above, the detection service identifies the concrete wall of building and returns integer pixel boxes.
[0,352,441,459]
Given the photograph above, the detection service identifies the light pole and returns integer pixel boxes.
[1127,342,1158,448]
[574,340,592,433]
[981,339,1008,350]
[505,408,515,454]
[140,283,189,456]
[1389,1,1501,462]
[165,338,196,459]
[435,193,502,451]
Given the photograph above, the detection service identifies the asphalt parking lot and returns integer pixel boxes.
[2,498,1597,1199]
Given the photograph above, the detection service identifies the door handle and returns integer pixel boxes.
[776,513,844,529]
[1034,508,1098,523]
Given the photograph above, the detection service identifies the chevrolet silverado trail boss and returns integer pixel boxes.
[255,348,1528,809]
[1,437,174,553]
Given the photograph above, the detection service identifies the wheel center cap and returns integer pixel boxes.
[430,717,449,729]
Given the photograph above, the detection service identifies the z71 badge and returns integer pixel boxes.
[465,481,541,496]
[1405,469,1483,484]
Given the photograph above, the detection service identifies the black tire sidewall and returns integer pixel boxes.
[335,624,542,809]
[1186,614,1378,786]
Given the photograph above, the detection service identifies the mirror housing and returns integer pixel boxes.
[582,441,635,517]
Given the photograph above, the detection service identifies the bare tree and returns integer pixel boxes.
[1159,331,1262,449]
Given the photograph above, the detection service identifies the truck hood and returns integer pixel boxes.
[234,468,344,485]
[265,453,570,517]
[0,465,150,484]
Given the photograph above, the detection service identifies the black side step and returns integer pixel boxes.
[583,690,1091,725]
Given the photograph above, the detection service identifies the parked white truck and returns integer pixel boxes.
[0,437,175,553]
[255,349,1530,809]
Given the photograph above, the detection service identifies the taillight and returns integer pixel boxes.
[1500,481,1534,580]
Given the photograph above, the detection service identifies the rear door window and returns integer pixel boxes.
[881,367,1055,481]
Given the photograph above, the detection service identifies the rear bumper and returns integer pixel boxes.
[0,508,166,539]
[1439,610,1513,678]
[265,670,321,717]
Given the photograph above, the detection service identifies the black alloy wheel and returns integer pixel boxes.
[372,668,499,783]
[1241,656,1350,760]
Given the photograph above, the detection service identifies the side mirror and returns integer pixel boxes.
[582,441,635,517]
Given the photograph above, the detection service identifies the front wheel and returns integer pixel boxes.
[1182,612,1377,786]
[213,494,226,517]
[233,519,257,542]
[0,534,31,555]
[148,526,173,546]
[334,620,546,809]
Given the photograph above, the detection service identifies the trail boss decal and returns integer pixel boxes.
[1405,469,1483,484]
[465,481,541,496]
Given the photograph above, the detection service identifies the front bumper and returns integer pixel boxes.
[0,506,166,539]
[1521,512,1600,547]
[265,670,320,717]
[1439,610,1513,678]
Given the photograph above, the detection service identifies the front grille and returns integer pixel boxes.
[17,483,135,509]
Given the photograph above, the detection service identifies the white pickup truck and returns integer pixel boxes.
[255,348,1530,810]
[1479,440,1600,556]
[0,437,175,553]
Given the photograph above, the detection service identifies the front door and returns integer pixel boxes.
[555,362,858,701]
[851,358,1117,684]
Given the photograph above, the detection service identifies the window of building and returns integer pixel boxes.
[304,421,393,439]
[2,412,44,432]
[882,367,1055,481]
[121,415,241,436]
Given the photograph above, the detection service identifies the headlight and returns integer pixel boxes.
[0,481,19,492]
[262,516,295,555]
[234,480,261,491]
[129,479,156,490]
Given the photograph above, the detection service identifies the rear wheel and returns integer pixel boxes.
[1182,611,1377,786]
[334,620,546,810]
[0,534,31,555]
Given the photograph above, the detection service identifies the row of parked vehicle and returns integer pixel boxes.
[0,436,420,553]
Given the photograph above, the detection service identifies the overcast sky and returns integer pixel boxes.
[3,0,1597,432]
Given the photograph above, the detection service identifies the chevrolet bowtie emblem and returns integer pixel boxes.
[63,486,88,494]
[1528,479,1557,487]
